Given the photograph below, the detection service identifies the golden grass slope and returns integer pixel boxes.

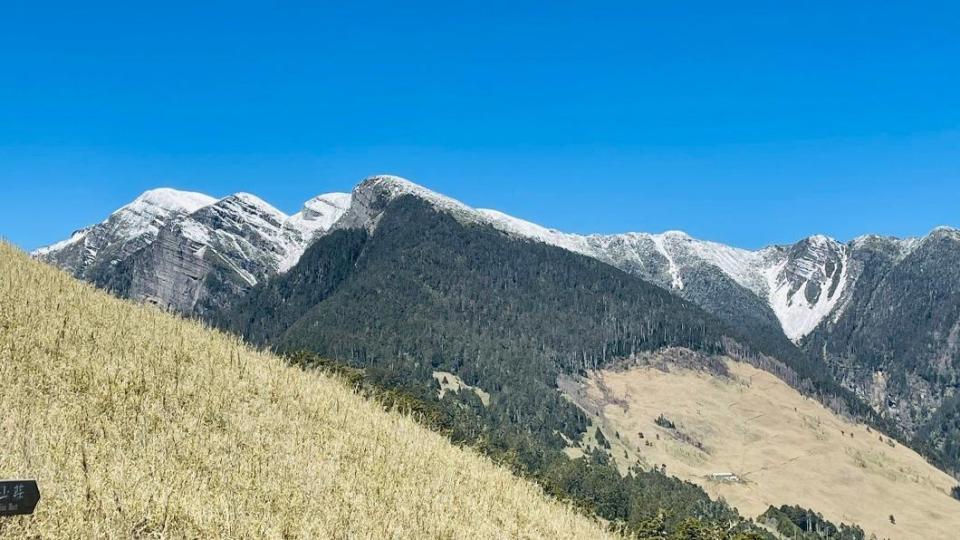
[562,355,960,540]
[0,242,612,539]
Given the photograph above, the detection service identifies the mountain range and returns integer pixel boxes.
[34,175,960,477]
[32,177,875,338]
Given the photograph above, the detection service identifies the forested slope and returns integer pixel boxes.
[222,195,882,438]
[804,230,960,472]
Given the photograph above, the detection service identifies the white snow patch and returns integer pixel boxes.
[475,209,595,256]
[286,192,352,242]
[219,254,257,286]
[272,191,349,272]
[650,233,684,290]
[685,238,767,296]
[179,220,211,246]
[132,188,216,214]
[764,245,849,341]
[112,188,216,242]
[32,229,89,256]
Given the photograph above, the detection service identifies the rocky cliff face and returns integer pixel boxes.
[116,194,285,315]
[803,228,960,442]
[34,188,216,281]
[35,188,350,317]
[119,225,215,313]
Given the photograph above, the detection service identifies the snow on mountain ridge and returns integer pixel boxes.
[475,208,595,256]
[35,177,958,343]
[228,192,287,218]
[114,188,218,243]
[362,175,474,215]
[31,187,218,269]
[32,229,91,256]
[35,186,349,279]
[287,193,352,241]
[131,188,217,214]
[650,234,684,290]
[179,191,352,276]
[472,208,765,297]
[418,186,852,340]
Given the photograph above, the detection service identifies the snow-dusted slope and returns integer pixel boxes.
[33,188,217,277]
[35,186,352,315]
[287,192,352,242]
[35,174,934,341]
[33,187,216,258]
[333,176,865,340]
[174,193,299,285]
[761,236,849,340]
[475,208,595,256]
[332,175,481,232]
[588,232,852,341]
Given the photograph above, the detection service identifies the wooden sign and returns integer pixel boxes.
[0,480,40,516]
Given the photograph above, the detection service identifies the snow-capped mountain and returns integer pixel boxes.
[34,187,350,316]
[34,188,216,280]
[34,174,942,343]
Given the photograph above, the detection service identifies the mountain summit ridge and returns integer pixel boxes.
[33,174,952,342]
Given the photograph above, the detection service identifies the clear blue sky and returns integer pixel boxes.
[2,2,959,250]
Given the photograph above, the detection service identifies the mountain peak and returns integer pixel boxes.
[128,188,216,214]
[361,174,417,189]
[356,175,467,209]
[656,230,692,241]
[338,175,475,232]
[108,188,219,244]
[804,234,840,247]
[33,187,216,271]
[929,225,960,239]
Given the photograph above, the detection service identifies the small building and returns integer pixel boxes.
[708,472,740,483]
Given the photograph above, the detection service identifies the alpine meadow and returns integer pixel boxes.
[0,242,611,538]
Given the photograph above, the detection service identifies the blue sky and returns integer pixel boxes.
[2,2,959,250]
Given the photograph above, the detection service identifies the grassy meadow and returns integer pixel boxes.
[0,242,612,538]
[564,358,960,540]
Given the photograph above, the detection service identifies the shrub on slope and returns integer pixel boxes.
[0,242,611,538]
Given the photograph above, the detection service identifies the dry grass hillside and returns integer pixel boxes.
[0,242,612,539]
[561,351,960,540]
